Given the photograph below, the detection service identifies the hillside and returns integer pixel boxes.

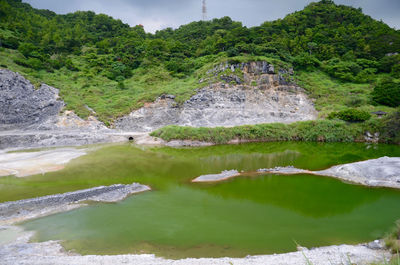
[0,0,399,125]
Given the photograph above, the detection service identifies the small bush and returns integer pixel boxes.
[345,96,365,107]
[380,109,400,144]
[117,81,126,89]
[293,52,321,70]
[18,42,40,58]
[328,109,371,122]
[26,58,43,70]
[65,59,79,71]
[392,64,400,78]
[1,36,19,49]
[14,58,29,68]
[379,55,400,73]
[372,77,400,107]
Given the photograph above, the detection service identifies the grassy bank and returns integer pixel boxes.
[381,223,400,265]
[151,114,400,145]
[295,70,395,118]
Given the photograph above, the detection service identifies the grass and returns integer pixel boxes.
[0,47,396,126]
[385,222,400,256]
[0,48,288,126]
[0,48,206,125]
[150,119,386,145]
[295,70,395,118]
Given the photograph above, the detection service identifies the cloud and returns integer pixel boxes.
[24,0,400,32]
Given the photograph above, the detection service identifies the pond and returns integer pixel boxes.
[2,142,400,258]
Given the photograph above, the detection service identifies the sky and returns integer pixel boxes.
[23,0,400,33]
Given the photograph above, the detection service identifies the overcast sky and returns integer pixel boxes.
[23,0,400,33]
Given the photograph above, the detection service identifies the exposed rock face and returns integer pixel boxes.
[258,157,400,189]
[0,70,64,130]
[0,131,128,150]
[0,69,130,149]
[116,61,317,132]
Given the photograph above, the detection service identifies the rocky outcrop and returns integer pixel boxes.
[192,157,400,188]
[258,157,400,189]
[0,183,151,225]
[0,131,130,150]
[116,61,317,132]
[0,69,131,149]
[0,70,64,130]
[192,170,240,182]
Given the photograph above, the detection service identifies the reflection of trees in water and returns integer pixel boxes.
[201,174,395,218]
[152,141,400,171]
[199,150,301,172]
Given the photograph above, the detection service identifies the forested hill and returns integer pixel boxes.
[0,0,399,124]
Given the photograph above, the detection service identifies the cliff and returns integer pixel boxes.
[116,61,317,132]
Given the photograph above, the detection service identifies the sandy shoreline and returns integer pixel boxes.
[0,148,87,177]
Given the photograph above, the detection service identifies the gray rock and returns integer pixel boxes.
[257,157,400,189]
[0,70,132,150]
[0,70,64,130]
[116,62,318,132]
[192,170,240,182]
[0,183,151,224]
[365,240,384,250]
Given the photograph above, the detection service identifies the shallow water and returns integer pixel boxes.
[4,142,400,258]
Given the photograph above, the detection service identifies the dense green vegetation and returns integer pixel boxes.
[151,108,400,144]
[372,77,400,107]
[0,0,400,124]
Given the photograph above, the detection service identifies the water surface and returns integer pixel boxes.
[3,142,400,258]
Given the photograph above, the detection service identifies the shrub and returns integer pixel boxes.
[26,58,43,70]
[345,96,365,107]
[380,109,400,144]
[354,67,377,83]
[18,42,40,58]
[328,108,371,122]
[106,62,131,81]
[355,59,379,69]
[372,77,400,107]
[49,57,65,70]
[1,36,19,49]
[293,120,360,142]
[379,55,400,73]
[322,58,361,82]
[293,52,321,69]
[65,58,79,71]
[14,58,29,67]
[118,81,126,89]
[392,63,400,78]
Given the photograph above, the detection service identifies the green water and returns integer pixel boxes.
[4,142,400,258]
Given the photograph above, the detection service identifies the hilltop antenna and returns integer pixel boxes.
[202,0,207,21]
